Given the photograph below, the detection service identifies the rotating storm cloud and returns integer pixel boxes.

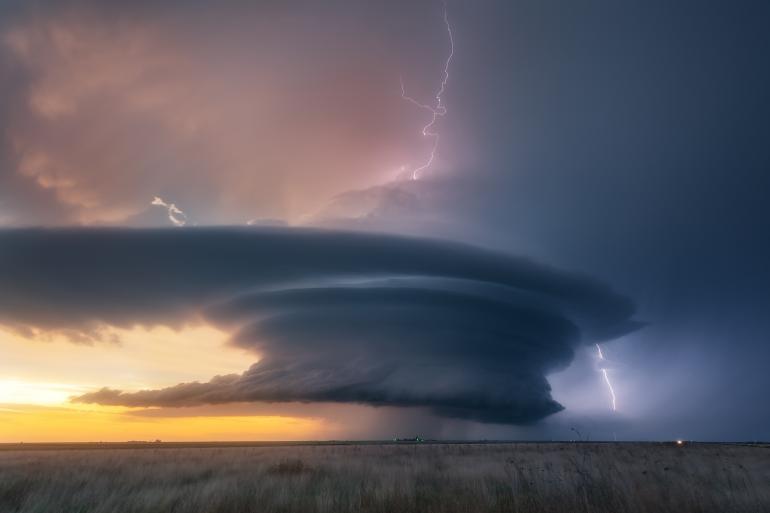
[0,228,640,424]
[0,1,639,426]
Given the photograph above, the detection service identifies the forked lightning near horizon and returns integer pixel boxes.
[596,343,617,412]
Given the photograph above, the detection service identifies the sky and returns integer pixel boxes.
[1,0,769,442]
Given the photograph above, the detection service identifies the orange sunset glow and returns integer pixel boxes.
[0,325,321,441]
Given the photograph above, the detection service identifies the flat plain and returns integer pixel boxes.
[1,442,768,513]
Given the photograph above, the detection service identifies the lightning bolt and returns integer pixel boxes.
[151,196,188,227]
[596,343,617,412]
[401,0,454,181]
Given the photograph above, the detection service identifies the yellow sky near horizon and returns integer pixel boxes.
[0,403,326,443]
[0,325,332,442]
[0,325,249,394]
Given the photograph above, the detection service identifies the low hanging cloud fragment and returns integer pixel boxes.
[0,227,641,424]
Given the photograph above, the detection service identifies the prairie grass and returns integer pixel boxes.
[1,442,768,512]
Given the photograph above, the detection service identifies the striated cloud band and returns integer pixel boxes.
[0,227,640,423]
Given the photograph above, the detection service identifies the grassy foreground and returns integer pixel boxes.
[1,442,768,513]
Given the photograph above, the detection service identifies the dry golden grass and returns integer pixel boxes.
[1,442,768,512]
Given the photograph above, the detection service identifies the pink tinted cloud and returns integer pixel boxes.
[2,3,421,225]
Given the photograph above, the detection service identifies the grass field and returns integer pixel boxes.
[1,442,768,513]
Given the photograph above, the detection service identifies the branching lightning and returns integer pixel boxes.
[401,0,454,181]
[151,196,188,227]
[595,343,617,412]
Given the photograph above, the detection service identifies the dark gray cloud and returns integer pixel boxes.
[0,227,638,423]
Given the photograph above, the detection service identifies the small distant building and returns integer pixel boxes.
[393,436,424,443]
